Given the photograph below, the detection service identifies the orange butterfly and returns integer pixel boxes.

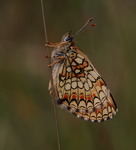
[46,18,118,122]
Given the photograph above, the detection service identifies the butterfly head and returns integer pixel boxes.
[61,32,73,42]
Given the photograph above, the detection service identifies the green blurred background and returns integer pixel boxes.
[0,0,136,150]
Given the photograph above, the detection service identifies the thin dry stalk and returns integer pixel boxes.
[40,1,61,150]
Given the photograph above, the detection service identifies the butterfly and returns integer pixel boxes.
[46,18,118,122]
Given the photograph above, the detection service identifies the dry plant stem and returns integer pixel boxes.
[40,0,61,150]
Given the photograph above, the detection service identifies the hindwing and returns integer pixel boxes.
[49,46,117,122]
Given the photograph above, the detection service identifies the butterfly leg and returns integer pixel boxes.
[45,56,51,59]
[48,56,65,67]
[45,41,69,47]
[53,56,65,59]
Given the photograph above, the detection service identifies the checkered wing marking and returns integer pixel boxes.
[50,47,117,122]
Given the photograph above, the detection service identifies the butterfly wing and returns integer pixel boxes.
[49,46,117,122]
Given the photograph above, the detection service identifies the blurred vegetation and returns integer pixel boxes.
[0,0,136,150]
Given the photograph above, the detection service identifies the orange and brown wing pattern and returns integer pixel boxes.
[50,46,117,122]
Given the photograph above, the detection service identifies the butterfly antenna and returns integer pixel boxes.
[72,18,96,38]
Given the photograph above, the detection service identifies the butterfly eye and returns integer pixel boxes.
[64,36,73,42]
